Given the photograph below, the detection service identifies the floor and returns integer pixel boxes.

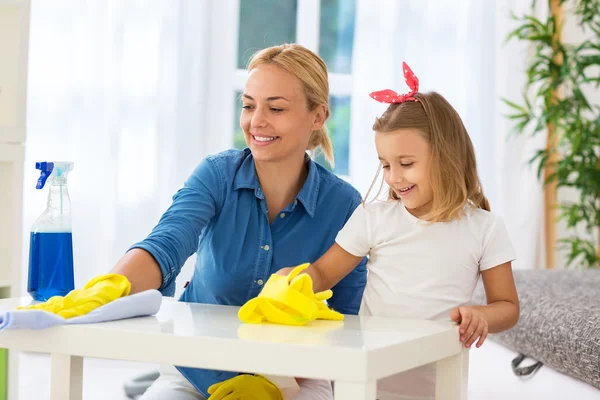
[18,351,157,400]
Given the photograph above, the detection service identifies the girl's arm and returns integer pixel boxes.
[477,261,520,332]
[451,262,520,348]
[280,243,364,293]
[301,202,370,294]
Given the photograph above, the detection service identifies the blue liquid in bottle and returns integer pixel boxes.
[28,231,75,301]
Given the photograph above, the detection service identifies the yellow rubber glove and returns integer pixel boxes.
[17,274,131,319]
[238,264,343,325]
[283,265,344,321]
[207,374,283,400]
[238,264,318,325]
[312,288,344,321]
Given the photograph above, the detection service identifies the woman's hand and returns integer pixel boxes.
[207,374,283,400]
[450,306,488,348]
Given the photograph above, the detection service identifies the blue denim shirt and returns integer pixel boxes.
[131,148,367,397]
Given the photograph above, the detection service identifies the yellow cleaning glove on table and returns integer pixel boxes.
[207,374,283,400]
[17,273,131,319]
[238,263,343,326]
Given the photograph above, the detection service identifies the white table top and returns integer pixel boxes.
[0,297,462,382]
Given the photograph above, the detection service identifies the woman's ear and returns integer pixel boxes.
[311,105,327,131]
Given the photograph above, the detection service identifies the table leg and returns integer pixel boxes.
[435,348,469,400]
[50,353,83,400]
[334,380,376,400]
[7,349,19,400]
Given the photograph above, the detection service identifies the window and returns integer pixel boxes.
[225,0,355,177]
[313,95,351,175]
[237,1,297,70]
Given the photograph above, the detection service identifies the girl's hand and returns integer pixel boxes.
[450,306,488,348]
[276,267,294,276]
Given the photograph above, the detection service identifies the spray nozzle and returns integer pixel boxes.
[35,161,73,189]
[36,162,54,189]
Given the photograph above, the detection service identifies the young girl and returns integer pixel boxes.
[284,63,520,400]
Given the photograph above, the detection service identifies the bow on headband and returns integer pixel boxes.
[370,62,419,104]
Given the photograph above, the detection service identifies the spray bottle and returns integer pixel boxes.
[28,161,75,301]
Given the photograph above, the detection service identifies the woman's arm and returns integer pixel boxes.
[112,157,222,296]
[111,248,162,295]
[451,262,520,348]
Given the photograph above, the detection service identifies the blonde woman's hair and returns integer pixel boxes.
[366,92,490,222]
[248,44,334,167]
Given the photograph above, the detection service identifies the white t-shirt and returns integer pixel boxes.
[335,200,516,400]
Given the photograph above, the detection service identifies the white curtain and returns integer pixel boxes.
[492,0,548,270]
[349,0,546,270]
[22,0,210,293]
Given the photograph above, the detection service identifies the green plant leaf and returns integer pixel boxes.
[504,0,600,268]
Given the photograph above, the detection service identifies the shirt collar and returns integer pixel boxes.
[232,151,320,217]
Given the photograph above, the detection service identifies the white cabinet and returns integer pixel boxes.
[0,1,30,399]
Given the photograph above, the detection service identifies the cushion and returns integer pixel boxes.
[471,269,600,389]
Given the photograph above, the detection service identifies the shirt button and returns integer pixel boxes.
[263,245,270,251]
[280,213,285,218]
[257,279,264,286]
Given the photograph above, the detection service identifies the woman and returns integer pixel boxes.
[111,44,368,399]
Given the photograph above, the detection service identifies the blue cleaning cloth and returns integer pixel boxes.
[0,290,162,331]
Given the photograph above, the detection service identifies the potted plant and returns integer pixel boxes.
[505,0,600,268]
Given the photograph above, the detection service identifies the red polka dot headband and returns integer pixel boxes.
[369,62,419,104]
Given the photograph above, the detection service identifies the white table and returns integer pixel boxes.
[0,297,468,400]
